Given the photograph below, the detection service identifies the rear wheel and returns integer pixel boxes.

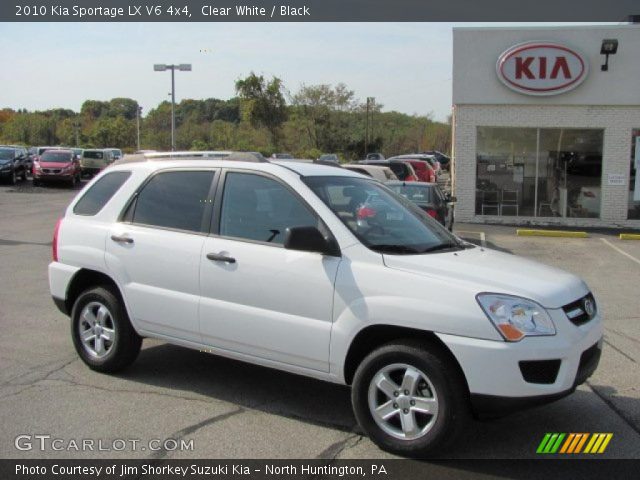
[71,286,142,373]
[351,341,469,457]
[10,170,16,185]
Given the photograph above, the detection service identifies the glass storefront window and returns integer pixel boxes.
[629,129,640,220]
[476,127,603,218]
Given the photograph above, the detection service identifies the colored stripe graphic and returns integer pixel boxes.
[538,433,613,454]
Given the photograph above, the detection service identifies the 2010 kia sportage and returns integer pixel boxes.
[48,156,602,457]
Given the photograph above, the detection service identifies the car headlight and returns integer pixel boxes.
[476,293,555,341]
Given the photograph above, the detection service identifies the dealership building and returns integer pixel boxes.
[451,24,640,228]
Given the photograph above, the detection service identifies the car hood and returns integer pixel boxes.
[383,246,588,309]
[39,162,71,168]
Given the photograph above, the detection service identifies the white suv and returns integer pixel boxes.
[49,157,603,457]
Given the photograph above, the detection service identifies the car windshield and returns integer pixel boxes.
[388,184,434,204]
[41,151,72,163]
[84,151,104,159]
[303,176,464,254]
[0,149,14,160]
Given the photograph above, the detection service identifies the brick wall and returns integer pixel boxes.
[452,104,640,228]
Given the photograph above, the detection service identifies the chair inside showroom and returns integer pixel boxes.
[500,189,519,216]
[480,190,500,215]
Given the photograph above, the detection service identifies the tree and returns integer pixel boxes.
[235,73,288,149]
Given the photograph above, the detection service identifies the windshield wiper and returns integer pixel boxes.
[370,244,422,254]
[421,242,462,253]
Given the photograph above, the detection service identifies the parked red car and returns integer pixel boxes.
[33,149,82,188]
[403,159,436,183]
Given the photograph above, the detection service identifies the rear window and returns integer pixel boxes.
[73,172,131,216]
[84,151,104,159]
[388,185,434,204]
[41,151,72,163]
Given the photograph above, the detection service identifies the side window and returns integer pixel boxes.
[74,171,131,216]
[219,172,317,245]
[132,171,214,233]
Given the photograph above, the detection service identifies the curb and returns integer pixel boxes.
[619,233,640,241]
[516,229,589,238]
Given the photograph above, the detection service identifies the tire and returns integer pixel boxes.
[10,170,17,186]
[71,286,142,373]
[351,340,470,458]
[21,169,27,181]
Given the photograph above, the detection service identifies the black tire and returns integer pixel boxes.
[351,340,470,458]
[71,286,142,373]
[10,170,17,186]
[33,179,40,187]
[21,169,27,181]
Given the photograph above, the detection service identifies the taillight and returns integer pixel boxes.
[357,206,377,219]
[426,209,438,218]
[52,218,63,262]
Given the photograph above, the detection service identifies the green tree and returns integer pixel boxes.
[235,73,288,149]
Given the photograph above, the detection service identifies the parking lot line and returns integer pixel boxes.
[599,238,640,266]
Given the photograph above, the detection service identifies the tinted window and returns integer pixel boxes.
[0,149,14,160]
[74,172,131,216]
[132,171,214,232]
[84,151,104,159]
[388,163,407,180]
[220,172,317,245]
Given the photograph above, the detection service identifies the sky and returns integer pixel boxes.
[0,22,614,122]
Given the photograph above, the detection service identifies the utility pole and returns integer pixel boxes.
[154,64,192,151]
[136,105,142,152]
[73,121,80,147]
[365,97,375,156]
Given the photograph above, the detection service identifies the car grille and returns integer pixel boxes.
[562,293,597,326]
[42,168,62,174]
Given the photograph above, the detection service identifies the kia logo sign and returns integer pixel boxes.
[496,42,588,96]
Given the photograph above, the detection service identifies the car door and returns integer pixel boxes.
[199,170,341,372]
[105,169,217,343]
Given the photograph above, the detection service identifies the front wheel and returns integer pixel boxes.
[351,341,469,457]
[71,286,142,373]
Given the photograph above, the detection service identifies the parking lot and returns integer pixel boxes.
[0,180,639,461]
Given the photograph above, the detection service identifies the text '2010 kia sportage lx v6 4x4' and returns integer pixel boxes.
[49,157,602,457]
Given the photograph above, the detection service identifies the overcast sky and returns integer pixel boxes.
[0,22,613,122]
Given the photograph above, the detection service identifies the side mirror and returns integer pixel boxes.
[284,226,340,257]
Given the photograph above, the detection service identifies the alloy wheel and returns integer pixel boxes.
[78,301,116,358]
[367,363,439,440]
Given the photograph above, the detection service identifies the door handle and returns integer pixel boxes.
[111,234,134,244]
[206,253,236,264]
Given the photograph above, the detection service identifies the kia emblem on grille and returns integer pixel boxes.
[583,298,595,318]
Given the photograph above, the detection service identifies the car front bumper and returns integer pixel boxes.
[437,308,603,416]
[34,173,74,182]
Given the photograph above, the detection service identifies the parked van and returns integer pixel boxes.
[80,149,114,177]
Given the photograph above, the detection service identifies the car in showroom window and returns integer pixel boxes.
[49,158,603,458]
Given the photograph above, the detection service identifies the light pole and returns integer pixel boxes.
[136,105,142,152]
[153,63,192,151]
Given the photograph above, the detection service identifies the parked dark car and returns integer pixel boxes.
[33,149,82,187]
[423,150,451,170]
[359,160,418,182]
[0,146,29,184]
[386,181,456,230]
